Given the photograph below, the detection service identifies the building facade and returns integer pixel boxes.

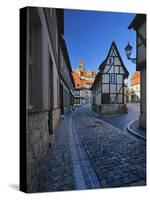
[91,41,129,114]
[128,14,146,129]
[59,35,75,114]
[21,7,74,192]
[130,71,140,102]
[72,60,96,105]
[124,83,131,103]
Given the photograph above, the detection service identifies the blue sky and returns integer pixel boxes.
[64,9,137,85]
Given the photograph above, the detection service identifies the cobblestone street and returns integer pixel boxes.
[96,103,140,132]
[32,106,146,192]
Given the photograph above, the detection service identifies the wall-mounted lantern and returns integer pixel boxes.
[124,42,136,64]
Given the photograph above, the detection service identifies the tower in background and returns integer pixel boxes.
[72,60,96,105]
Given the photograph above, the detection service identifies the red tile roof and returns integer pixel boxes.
[72,68,96,89]
[130,71,140,86]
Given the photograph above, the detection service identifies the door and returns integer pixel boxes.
[48,53,53,135]
[60,83,64,115]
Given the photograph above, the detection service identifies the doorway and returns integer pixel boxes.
[60,83,64,115]
[48,53,53,135]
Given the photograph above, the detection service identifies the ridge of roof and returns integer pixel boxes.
[98,41,129,77]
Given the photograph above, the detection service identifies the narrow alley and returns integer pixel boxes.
[20,7,146,193]
[32,106,146,192]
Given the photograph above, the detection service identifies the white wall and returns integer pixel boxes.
[96,92,101,105]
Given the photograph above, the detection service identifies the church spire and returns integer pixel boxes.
[79,60,84,70]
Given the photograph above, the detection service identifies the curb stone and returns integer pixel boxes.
[127,120,146,140]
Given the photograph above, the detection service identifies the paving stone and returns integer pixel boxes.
[85,179,92,185]
[73,107,146,188]
[113,174,121,180]
[31,106,146,192]
[101,179,108,187]
[121,172,129,178]
[122,177,130,184]
[113,179,122,187]
[129,174,140,182]
[31,113,76,192]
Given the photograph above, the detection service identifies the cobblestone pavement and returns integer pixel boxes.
[96,103,140,132]
[128,120,146,139]
[32,112,76,192]
[32,106,146,192]
[73,106,146,188]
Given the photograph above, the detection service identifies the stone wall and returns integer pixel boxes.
[52,108,61,129]
[27,108,62,192]
[92,104,101,114]
[64,106,72,114]
[27,111,50,192]
[92,104,128,115]
[139,113,146,129]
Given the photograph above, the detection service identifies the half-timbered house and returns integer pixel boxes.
[91,41,129,114]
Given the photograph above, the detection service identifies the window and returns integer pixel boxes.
[109,57,114,65]
[110,74,116,83]
[76,91,80,96]
[74,90,80,97]
[28,9,42,109]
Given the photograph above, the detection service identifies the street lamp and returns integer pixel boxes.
[124,42,136,64]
